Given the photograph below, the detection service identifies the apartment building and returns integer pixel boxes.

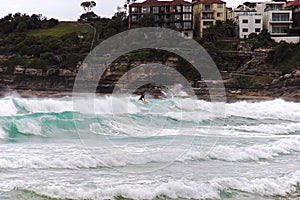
[229,3,263,38]
[286,0,300,28]
[238,14,263,38]
[262,1,293,35]
[193,0,227,37]
[128,0,193,38]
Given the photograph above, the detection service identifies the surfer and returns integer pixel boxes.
[139,92,146,103]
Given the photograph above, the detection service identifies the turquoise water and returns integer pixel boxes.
[0,96,300,199]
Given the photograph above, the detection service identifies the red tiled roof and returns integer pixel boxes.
[196,0,225,4]
[286,0,300,7]
[130,0,192,6]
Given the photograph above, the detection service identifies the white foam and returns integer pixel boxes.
[205,138,300,162]
[16,98,73,114]
[225,122,300,135]
[14,119,43,136]
[24,171,300,199]
[225,99,300,122]
[0,127,7,139]
[0,97,19,116]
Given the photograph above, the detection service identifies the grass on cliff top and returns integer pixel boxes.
[27,22,93,37]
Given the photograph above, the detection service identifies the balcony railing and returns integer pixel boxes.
[202,8,215,12]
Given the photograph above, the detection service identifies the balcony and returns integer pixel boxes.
[202,16,214,19]
[269,20,293,24]
[202,8,215,12]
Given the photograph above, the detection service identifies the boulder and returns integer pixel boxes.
[25,68,43,76]
[59,69,76,77]
[46,69,59,76]
[14,66,25,75]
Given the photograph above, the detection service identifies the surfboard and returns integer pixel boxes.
[143,101,149,105]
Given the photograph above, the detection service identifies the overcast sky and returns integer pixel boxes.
[0,0,266,21]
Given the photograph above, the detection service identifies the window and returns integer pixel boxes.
[272,25,289,33]
[176,6,181,12]
[217,3,223,8]
[204,4,212,11]
[255,19,261,23]
[242,19,248,23]
[131,7,138,13]
[175,14,181,20]
[154,15,159,21]
[203,21,213,26]
[272,13,289,21]
[153,7,159,13]
[142,6,150,13]
[184,22,191,29]
[175,22,182,29]
[131,15,138,22]
[242,28,248,32]
[202,13,213,19]
[255,28,261,32]
[183,5,192,12]
[183,14,192,20]
[217,12,223,18]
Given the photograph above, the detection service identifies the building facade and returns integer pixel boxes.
[230,3,263,38]
[286,0,300,30]
[128,0,193,38]
[193,0,227,38]
[262,1,293,36]
[238,14,263,38]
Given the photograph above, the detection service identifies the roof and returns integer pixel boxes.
[130,0,192,6]
[195,0,226,4]
[286,0,300,7]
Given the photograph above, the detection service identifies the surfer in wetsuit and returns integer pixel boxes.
[139,92,145,102]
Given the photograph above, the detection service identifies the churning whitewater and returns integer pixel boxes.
[0,95,300,200]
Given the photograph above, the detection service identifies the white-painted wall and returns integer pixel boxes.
[238,14,263,38]
[271,36,300,43]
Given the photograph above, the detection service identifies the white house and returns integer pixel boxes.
[262,1,293,35]
[230,3,263,38]
[238,13,263,38]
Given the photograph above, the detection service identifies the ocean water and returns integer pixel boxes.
[0,95,300,200]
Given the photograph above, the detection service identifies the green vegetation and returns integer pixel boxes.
[27,22,93,37]
[232,76,274,89]
[265,42,300,73]
[246,29,276,50]
[0,13,93,74]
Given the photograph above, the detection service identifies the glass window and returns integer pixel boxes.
[255,19,261,23]
[204,4,212,11]
[272,13,289,21]
[131,15,138,22]
[217,3,223,8]
[217,12,223,17]
[175,14,181,20]
[242,19,248,23]
[202,13,213,19]
[154,15,159,21]
[203,21,213,26]
[272,25,289,33]
[184,22,191,29]
[153,7,159,13]
[183,5,192,12]
[131,7,138,13]
[176,6,181,12]
[142,6,150,13]
[183,14,192,20]
[175,22,182,29]
[255,28,261,32]
[242,28,248,32]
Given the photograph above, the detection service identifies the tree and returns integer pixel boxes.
[81,1,97,12]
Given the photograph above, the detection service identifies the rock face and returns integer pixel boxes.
[0,54,299,100]
[269,70,300,98]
